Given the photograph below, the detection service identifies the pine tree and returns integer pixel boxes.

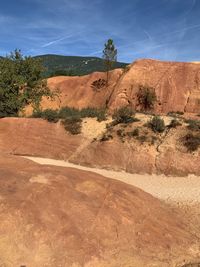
[102,39,117,85]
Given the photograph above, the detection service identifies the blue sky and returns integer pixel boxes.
[0,0,199,62]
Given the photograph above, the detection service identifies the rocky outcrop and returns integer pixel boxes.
[108,59,200,114]
[1,117,200,176]
[0,153,199,266]
[37,59,200,115]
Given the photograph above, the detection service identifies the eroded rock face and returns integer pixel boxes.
[37,69,122,113]
[0,118,82,160]
[0,154,199,266]
[35,59,200,115]
[0,118,200,176]
[108,59,200,114]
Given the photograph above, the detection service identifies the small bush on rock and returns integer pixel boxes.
[148,116,165,133]
[182,133,200,152]
[112,107,135,124]
[62,117,82,135]
[185,119,200,131]
[137,85,157,110]
[32,109,59,123]
[59,107,79,119]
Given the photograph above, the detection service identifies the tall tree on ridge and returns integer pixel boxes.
[102,39,117,86]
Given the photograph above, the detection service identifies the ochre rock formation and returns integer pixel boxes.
[108,59,200,113]
[0,118,82,160]
[0,117,200,176]
[39,69,122,112]
[35,59,200,115]
[0,153,199,266]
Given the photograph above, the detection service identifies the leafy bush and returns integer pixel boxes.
[58,107,79,118]
[32,109,59,123]
[0,50,52,117]
[62,117,82,135]
[148,116,165,133]
[137,85,157,110]
[112,106,135,124]
[185,119,200,131]
[80,107,107,121]
[182,133,200,152]
[58,106,107,121]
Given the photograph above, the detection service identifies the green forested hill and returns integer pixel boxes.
[34,54,128,77]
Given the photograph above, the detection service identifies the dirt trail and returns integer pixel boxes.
[23,156,200,206]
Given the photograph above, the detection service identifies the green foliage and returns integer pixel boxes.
[58,107,80,118]
[32,106,107,124]
[62,117,82,135]
[34,54,127,78]
[32,109,59,123]
[58,106,107,121]
[182,133,200,152]
[185,119,200,131]
[137,85,157,110]
[96,109,107,122]
[112,106,135,124]
[49,69,75,77]
[103,39,117,84]
[0,49,52,117]
[148,116,165,133]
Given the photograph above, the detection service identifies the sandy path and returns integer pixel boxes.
[23,156,200,206]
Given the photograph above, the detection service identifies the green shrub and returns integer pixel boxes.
[182,133,200,152]
[58,106,107,121]
[148,116,165,133]
[96,109,107,122]
[112,106,135,124]
[58,107,79,119]
[32,109,59,123]
[62,117,82,135]
[185,119,200,131]
[137,85,157,110]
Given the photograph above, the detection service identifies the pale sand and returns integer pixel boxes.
[22,156,200,206]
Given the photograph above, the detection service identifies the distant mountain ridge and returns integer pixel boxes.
[34,54,128,77]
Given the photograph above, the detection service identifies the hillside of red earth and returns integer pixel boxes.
[26,59,200,115]
[0,153,199,267]
[1,115,200,176]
